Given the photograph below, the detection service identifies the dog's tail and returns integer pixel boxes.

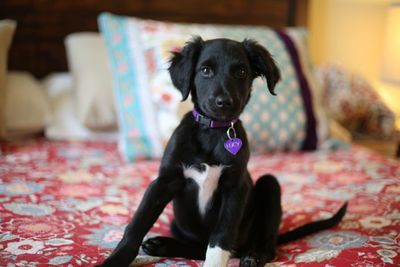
[277,202,348,245]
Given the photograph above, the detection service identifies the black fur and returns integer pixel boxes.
[97,37,347,267]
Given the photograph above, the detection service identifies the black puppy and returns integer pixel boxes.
[97,37,347,267]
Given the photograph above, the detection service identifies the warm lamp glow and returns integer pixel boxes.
[381,3,400,84]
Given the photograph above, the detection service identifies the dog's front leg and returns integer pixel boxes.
[97,176,184,267]
[203,181,248,267]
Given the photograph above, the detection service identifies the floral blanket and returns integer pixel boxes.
[0,139,399,267]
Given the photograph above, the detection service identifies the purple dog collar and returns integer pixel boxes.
[192,108,237,128]
[192,108,242,155]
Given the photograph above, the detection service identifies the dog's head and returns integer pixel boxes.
[169,36,280,121]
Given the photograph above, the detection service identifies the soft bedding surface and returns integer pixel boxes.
[0,139,399,266]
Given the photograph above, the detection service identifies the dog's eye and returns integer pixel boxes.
[200,66,214,78]
[235,68,247,79]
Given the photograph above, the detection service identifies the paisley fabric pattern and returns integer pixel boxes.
[0,139,399,266]
[98,14,164,161]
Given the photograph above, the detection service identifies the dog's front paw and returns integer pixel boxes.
[240,256,260,267]
[142,236,170,256]
[240,251,275,267]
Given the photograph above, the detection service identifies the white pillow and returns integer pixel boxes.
[0,19,17,138]
[43,73,118,141]
[3,71,51,139]
[65,32,117,131]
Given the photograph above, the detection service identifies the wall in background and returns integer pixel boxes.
[308,0,400,126]
[309,0,387,80]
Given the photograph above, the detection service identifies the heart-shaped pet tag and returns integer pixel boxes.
[224,138,242,155]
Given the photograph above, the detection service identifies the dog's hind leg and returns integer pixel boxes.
[240,174,282,267]
[142,236,207,260]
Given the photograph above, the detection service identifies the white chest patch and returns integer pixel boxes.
[183,164,225,215]
[203,246,230,267]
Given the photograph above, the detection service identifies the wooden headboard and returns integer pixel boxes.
[0,0,308,78]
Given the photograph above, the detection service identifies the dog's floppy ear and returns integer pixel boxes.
[168,36,204,101]
[242,39,281,95]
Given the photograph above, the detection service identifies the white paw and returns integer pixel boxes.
[203,246,230,267]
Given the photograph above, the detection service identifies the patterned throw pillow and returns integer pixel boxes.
[315,64,395,138]
[99,13,328,160]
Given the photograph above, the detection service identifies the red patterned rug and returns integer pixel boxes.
[0,139,399,266]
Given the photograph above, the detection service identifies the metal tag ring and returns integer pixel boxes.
[226,122,236,139]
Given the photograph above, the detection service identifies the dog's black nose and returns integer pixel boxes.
[215,95,233,108]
